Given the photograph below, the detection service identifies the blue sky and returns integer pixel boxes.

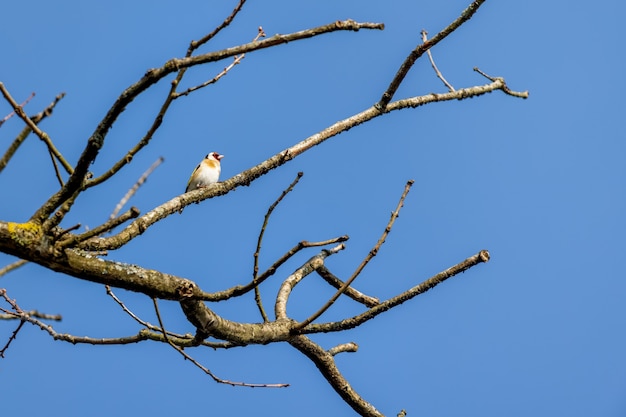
[1,1,625,416]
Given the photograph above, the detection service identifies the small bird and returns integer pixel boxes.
[185,152,224,193]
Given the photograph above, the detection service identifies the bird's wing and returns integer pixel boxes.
[185,163,202,192]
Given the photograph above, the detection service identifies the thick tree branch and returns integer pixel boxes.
[290,334,384,417]
[180,297,295,345]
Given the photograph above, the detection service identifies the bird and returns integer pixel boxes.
[185,152,224,193]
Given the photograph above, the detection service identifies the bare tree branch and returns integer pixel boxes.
[275,244,346,320]
[58,207,140,248]
[189,0,248,52]
[302,250,491,334]
[153,297,289,388]
[0,1,528,412]
[422,29,455,91]
[316,266,380,308]
[207,236,349,302]
[0,259,28,278]
[0,91,34,127]
[294,180,414,331]
[0,92,65,174]
[474,67,529,98]
[0,83,73,175]
[0,320,24,358]
[378,0,486,109]
[290,334,384,417]
[328,342,358,356]
[174,26,266,99]
[110,157,164,220]
[253,171,304,321]
[0,310,62,321]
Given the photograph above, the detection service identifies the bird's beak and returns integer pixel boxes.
[217,154,224,160]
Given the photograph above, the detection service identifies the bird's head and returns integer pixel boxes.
[206,152,224,162]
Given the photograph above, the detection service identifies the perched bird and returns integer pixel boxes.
[185,152,224,193]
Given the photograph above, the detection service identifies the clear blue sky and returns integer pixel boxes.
[1,1,624,416]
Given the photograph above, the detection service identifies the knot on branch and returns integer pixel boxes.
[335,19,356,29]
[177,280,196,298]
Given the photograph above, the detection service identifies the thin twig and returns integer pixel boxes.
[0,91,34,127]
[201,236,349,302]
[473,67,529,98]
[173,54,244,98]
[0,288,22,311]
[105,286,233,348]
[328,342,358,356]
[0,310,62,321]
[253,172,303,321]
[42,188,86,234]
[53,223,81,241]
[294,180,413,331]
[189,0,247,52]
[58,207,140,248]
[0,92,65,174]
[0,288,25,358]
[110,157,164,220]
[106,285,151,327]
[48,147,64,186]
[174,27,266,99]
[152,298,288,388]
[0,259,28,278]
[316,265,379,307]
[0,83,73,174]
[0,321,25,358]
[421,29,455,91]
